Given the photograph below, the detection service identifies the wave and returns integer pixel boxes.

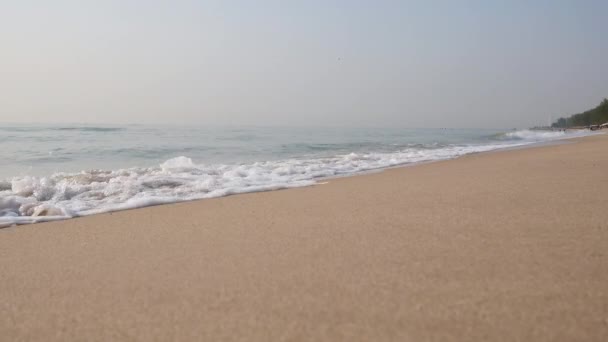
[53,127,124,132]
[0,129,599,228]
[0,126,124,133]
[492,129,593,142]
[0,144,512,227]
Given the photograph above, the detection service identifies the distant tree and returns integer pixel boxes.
[551,117,568,128]
[550,98,608,127]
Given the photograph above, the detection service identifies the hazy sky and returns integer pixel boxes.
[1,1,607,128]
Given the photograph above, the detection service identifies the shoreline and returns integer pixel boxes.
[1,132,602,229]
[2,133,608,341]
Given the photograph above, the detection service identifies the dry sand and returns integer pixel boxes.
[1,135,608,341]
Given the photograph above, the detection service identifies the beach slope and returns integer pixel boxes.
[1,135,607,341]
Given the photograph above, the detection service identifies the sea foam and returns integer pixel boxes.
[0,129,599,227]
[500,129,592,141]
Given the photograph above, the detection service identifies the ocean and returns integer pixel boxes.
[0,124,596,227]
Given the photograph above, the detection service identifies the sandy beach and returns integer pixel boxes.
[1,134,607,341]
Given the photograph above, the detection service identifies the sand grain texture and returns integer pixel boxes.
[1,135,608,341]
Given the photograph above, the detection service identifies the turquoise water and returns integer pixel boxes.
[0,124,594,226]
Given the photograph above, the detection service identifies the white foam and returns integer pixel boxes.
[502,129,594,142]
[0,129,598,227]
[160,156,197,173]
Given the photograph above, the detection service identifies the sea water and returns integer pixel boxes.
[0,125,597,227]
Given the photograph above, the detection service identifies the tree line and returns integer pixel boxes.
[551,98,608,128]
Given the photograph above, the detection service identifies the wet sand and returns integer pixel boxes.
[1,134,607,341]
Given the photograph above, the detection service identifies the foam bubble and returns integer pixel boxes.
[160,156,197,173]
[0,128,599,227]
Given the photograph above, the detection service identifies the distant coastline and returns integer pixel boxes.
[551,98,608,129]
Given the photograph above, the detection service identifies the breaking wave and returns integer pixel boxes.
[494,129,594,142]
[0,128,599,228]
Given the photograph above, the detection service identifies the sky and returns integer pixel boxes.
[1,0,607,128]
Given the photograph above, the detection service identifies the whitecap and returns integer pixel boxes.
[0,128,599,227]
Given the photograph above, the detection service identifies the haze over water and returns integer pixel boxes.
[3,2,607,128]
